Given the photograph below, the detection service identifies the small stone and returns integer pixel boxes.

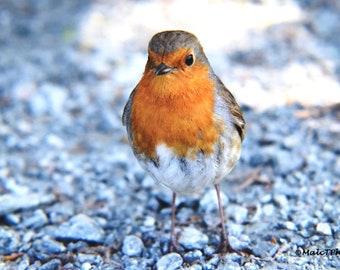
[81,262,92,270]
[4,178,30,194]
[260,194,272,203]
[334,158,340,176]
[187,264,203,270]
[203,246,215,257]
[142,175,155,189]
[316,222,332,236]
[282,135,301,149]
[226,204,248,224]
[249,152,272,167]
[228,235,251,252]
[297,215,314,229]
[228,223,244,237]
[0,193,56,215]
[178,227,208,250]
[78,253,103,265]
[252,240,279,258]
[22,209,48,229]
[273,194,289,208]
[122,235,144,257]
[45,133,65,149]
[217,256,241,270]
[275,150,304,175]
[244,262,260,270]
[17,254,30,270]
[199,188,228,212]
[0,228,20,255]
[285,221,297,231]
[32,237,66,254]
[204,255,219,270]
[46,201,75,223]
[38,259,61,270]
[156,253,183,270]
[262,204,275,216]
[5,213,21,225]
[300,229,313,238]
[67,241,89,252]
[183,250,202,263]
[55,214,104,243]
[143,216,155,227]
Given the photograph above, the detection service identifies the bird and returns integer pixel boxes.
[122,30,245,254]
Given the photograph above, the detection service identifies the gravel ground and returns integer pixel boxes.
[1,0,340,269]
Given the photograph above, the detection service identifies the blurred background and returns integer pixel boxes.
[1,0,339,116]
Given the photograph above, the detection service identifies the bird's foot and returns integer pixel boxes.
[215,237,240,255]
[168,237,180,253]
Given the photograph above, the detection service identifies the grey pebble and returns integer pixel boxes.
[46,201,75,223]
[67,241,89,252]
[0,227,21,255]
[252,240,279,258]
[205,255,219,267]
[178,227,209,250]
[316,222,332,236]
[273,194,289,208]
[228,235,251,252]
[203,246,215,257]
[22,209,48,229]
[38,259,61,270]
[0,193,56,215]
[244,262,260,270]
[32,237,66,254]
[156,253,183,270]
[80,262,92,270]
[228,223,245,237]
[186,264,202,270]
[217,254,242,270]
[226,204,248,224]
[260,194,272,203]
[249,152,272,167]
[55,214,104,243]
[275,150,304,175]
[122,235,144,257]
[176,207,195,223]
[4,213,21,225]
[78,253,103,266]
[17,254,30,270]
[285,221,297,231]
[143,216,156,227]
[183,250,203,263]
[262,203,275,216]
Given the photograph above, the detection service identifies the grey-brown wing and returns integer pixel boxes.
[216,77,246,141]
[122,88,136,127]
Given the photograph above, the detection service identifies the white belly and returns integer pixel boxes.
[137,134,241,195]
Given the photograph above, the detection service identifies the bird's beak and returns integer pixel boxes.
[155,63,175,76]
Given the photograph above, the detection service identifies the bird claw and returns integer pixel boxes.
[168,238,180,253]
[215,236,253,256]
[215,238,240,255]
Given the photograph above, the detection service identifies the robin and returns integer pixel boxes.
[122,30,245,253]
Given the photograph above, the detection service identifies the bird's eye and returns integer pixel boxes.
[185,54,194,66]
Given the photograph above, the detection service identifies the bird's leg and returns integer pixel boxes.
[169,192,179,253]
[215,184,238,254]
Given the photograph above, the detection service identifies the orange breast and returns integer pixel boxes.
[130,64,218,159]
